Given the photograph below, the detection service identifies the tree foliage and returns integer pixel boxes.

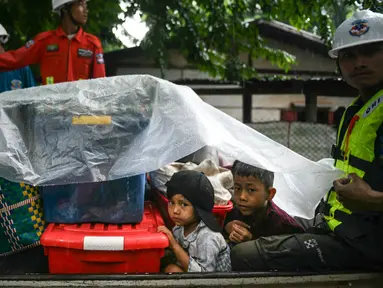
[124,0,382,80]
[0,0,382,80]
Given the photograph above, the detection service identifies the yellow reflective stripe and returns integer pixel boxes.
[46,77,54,84]
[327,190,352,215]
[324,215,342,230]
[324,189,352,231]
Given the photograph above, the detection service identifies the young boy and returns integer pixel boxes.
[224,160,304,245]
[158,170,231,273]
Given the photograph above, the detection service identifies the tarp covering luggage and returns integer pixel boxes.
[0,75,342,218]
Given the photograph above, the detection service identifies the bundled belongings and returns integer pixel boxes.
[0,178,43,256]
[177,146,220,165]
[150,159,233,206]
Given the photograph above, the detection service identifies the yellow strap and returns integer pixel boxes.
[324,215,342,230]
[72,115,112,125]
[46,77,54,85]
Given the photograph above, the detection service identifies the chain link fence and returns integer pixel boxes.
[248,122,336,162]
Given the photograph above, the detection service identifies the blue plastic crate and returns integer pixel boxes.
[42,174,145,224]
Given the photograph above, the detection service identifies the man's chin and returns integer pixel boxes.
[351,80,383,90]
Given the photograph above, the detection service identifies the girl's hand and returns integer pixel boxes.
[158,226,178,249]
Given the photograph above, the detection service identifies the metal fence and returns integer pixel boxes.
[247,122,336,162]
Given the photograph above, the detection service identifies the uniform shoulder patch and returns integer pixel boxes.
[96,53,104,64]
[25,40,35,49]
[84,33,102,49]
[26,31,54,49]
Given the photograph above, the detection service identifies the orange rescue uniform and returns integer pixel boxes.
[0,26,105,85]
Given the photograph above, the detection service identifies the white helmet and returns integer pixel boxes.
[329,10,383,58]
[52,0,89,13]
[0,24,9,44]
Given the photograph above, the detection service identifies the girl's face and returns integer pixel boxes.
[168,194,198,227]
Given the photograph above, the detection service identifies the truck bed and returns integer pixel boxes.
[1,272,382,288]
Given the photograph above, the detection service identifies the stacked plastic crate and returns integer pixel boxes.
[31,102,169,274]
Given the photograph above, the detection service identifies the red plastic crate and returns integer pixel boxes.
[153,189,233,229]
[41,202,169,274]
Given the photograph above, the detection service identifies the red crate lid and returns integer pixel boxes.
[41,202,169,251]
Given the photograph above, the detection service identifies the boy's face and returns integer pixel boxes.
[168,194,198,226]
[233,175,272,216]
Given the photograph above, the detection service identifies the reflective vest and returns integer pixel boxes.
[324,89,383,232]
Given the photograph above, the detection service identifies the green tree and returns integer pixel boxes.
[1,0,381,81]
[124,0,383,80]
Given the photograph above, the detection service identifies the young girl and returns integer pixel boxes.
[158,170,231,273]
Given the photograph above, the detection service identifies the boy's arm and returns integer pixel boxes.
[230,224,253,243]
[224,207,249,235]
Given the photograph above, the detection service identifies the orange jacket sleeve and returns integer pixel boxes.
[92,46,106,79]
[0,32,51,72]
[86,34,106,79]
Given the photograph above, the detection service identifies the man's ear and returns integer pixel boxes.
[267,187,276,201]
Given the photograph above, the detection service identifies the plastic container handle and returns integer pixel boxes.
[83,236,124,251]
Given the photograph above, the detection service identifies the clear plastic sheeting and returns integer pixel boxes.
[0,75,343,218]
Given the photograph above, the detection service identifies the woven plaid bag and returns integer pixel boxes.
[0,178,44,256]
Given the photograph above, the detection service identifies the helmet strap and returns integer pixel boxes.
[0,36,7,45]
[336,58,343,77]
[62,3,81,28]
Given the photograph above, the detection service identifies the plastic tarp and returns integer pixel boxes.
[0,75,343,219]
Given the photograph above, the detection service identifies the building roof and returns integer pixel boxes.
[253,19,329,56]
[105,19,330,62]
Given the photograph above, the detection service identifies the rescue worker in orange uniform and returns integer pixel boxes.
[0,0,105,85]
